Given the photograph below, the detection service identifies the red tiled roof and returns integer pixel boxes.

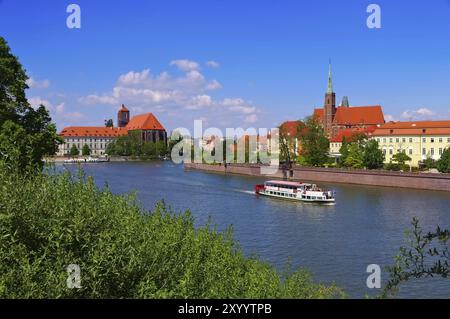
[333,106,385,125]
[331,126,377,142]
[371,121,450,136]
[280,120,307,137]
[313,108,324,121]
[126,113,165,131]
[59,127,128,137]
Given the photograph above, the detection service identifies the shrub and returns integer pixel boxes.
[0,164,344,298]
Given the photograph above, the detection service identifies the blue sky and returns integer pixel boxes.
[1,0,450,133]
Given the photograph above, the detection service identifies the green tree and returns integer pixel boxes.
[383,218,449,298]
[104,119,114,127]
[437,147,450,173]
[82,144,91,156]
[155,140,167,157]
[343,143,364,168]
[300,117,329,167]
[69,144,79,156]
[363,140,384,169]
[0,36,61,171]
[392,152,411,166]
[142,142,156,157]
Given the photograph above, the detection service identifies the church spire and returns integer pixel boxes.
[327,60,333,94]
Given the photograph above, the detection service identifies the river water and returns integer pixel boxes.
[59,161,450,298]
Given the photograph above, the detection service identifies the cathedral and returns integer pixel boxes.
[313,64,385,138]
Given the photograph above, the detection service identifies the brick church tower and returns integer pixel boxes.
[324,62,336,136]
[117,104,130,128]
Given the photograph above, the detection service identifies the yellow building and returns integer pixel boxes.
[370,121,450,167]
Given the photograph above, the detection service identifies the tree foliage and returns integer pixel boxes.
[300,117,329,167]
[437,147,450,173]
[0,36,61,171]
[106,133,167,158]
[0,163,344,298]
[69,144,79,156]
[104,119,114,128]
[363,140,384,169]
[82,144,91,156]
[383,218,449,298]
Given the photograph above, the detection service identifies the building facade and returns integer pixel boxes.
[370,121,450,167]
[57,105,167,156]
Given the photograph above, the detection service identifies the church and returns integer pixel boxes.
[57,105,167,156]
[312,64,385,138]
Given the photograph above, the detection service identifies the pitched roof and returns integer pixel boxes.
[125,113,165,131]
[59,127,128,137]
[313,108,324,121]
[333,106,385,125]
[371,121,450,136]
[330,126,377,142]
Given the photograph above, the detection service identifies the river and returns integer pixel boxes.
[58,161,450,298]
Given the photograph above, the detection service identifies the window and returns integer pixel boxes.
[439,148,443,155]
[448,138,450,143]
[422,148,426,155]
[431,148,434,156]
[409,149,413,155]
[396,138,399,143]
[431,138,435,143]
[439,138,443,143]
[383,149,386,155]
[423,138,426,143]
[389,149,393,155]
[383,138,386,143]
[409,138,413,143]
[389,138,393,143]
[402,138,406,143]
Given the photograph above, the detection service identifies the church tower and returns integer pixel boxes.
[324,62,336,136]
[118,104,130,128]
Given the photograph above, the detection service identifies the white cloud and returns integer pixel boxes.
[170,59,199,71]
[79,94,118,105]
[26,77,50,89]
[28,96,52,109]
[118,69,150,85]
[206,60,220,68]
[186,95,213,110]
[401,108,436,120]
[384,114,396,122]
[55,103,65,114]
[206,80,222,90]
[79,60,262,128]
[244,114,258,123]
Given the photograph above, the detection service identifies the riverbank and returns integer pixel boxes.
[184,163,450,192]
[46,156,168,163]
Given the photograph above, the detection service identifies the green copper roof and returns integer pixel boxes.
[327,61,333,94]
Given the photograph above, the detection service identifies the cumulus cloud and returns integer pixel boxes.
[401,108,436,120]
[28,96,52,109]
[26,77,50,89]
[79,60,261,129]
[206,60,220,68]
[384,114,396,122]
[206,80,222,90]
[170,59,199,71]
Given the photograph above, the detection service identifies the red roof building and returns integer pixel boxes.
[57,105,167,156]
[313,64,385,138]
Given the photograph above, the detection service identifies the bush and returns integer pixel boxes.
[0,164,344,298]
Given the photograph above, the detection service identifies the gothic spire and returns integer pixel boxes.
[327,60,333,94]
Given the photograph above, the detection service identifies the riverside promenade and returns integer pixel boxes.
[184,163,450,192]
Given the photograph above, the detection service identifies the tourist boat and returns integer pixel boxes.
[255,180,335,204]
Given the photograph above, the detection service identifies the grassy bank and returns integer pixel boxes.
[0,164,344,298]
